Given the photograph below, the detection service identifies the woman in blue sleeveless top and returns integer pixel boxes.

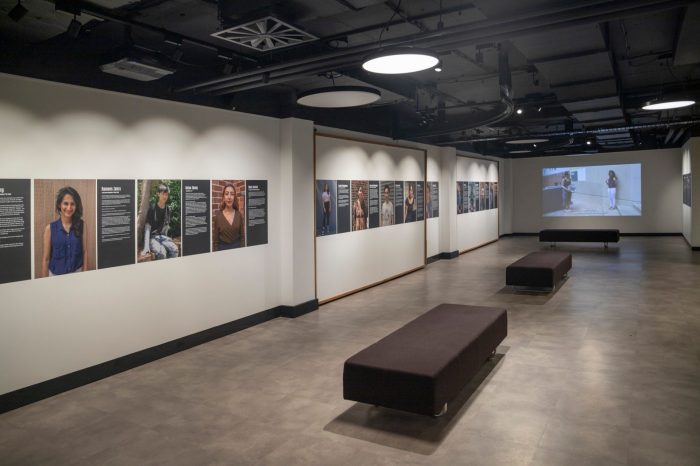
[41,186,88,277]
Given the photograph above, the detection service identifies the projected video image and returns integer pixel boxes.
[542,163,641,217]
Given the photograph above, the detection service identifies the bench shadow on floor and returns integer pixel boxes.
[491,277,571,305]
[323,353,505,455]
[540,245,621,255]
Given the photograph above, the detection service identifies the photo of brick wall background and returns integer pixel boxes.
[212,179,246,246]
[34,179,97,278]
[351,180,369,231]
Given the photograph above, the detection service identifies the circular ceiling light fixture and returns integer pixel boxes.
[362,48,439,74]
[505,138,549,144]
[296,86,381,108]
[642,99,695,111]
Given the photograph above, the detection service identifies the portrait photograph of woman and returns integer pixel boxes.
[34,179,96,279]
[211,180,246,251]
[351,180,369,231]
[404,181,417,222]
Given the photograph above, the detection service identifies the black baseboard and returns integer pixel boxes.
[503,232,683,237]
[426,250,459,264]
[620,232,681,236]
[278,299,319,318]
[0,300,318,414]
[681,234,700,250]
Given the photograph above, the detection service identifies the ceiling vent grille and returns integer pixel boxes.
[211,16,317,52]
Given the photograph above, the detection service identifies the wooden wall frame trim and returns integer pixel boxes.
[313,131,428,304]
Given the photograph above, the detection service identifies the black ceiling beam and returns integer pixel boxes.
[529,48,609,64]
[568,105,625,113]
[445,119,700,143]
[319,3,476,44]
[333,0,363,12]
[59,0,259,64]
[550,76,617,88]
[180,0,695,96]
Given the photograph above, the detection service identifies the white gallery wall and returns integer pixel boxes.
[682,137,700,246]
[455,154,500,252]
[426,148,441,258]
[315,135,425,302]
[0,73,314,395]
[510,149,683,233]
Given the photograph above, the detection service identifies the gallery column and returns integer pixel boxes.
[439,146,459,256]
[682,137,700,248]
[279,118,317,311]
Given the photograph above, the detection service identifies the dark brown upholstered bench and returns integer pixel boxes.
[506,251,572,290]
[539,229,619,248]
[343,304,507,417]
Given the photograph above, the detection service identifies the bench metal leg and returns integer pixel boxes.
[434,403,448,417]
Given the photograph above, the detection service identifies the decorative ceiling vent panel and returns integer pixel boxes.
[211,16,317,52]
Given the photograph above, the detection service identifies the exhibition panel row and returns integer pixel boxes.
[315,180,439,236]
[0,178,268,285]
[457,181,498,214]
[455,156,500,253]
[315,134,427,303]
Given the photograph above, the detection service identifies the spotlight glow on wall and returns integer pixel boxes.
[362,48,439,74]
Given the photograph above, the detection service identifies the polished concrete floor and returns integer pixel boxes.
[2,237,699,465]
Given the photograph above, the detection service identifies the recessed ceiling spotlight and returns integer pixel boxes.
[506,138,548,144]
[434,67,442,73]
[296,86,381,108]
[537,106,542,112]
[362,48,439,74]
[516,108,523,115]
[586,140,592,145]
[642,99,695,111]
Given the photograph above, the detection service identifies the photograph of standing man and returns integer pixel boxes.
[425,185,433,219]
[457,182,463,214]
[380,183,394,226]
[562,171,573,210]
[140,182,179,260]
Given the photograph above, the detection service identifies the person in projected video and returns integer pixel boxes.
[562,171,573,210]
[606,170,618,209]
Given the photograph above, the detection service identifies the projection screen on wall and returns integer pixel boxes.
[542,163,641,217]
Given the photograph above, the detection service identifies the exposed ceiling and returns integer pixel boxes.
[1,0,700,157]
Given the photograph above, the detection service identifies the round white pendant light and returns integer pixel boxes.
[642,99,695,110]
[362,48,439,74]
[505,138,549,144]
[296,86,381,108]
